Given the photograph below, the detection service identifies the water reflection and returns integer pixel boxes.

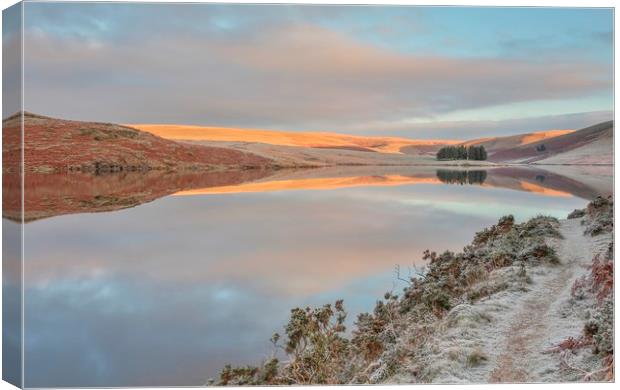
[2,169,274,222]
[436,169,487,185]
[8,165,612,387]
[4,165,612,223]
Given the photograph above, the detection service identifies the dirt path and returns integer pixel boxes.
[389,216,611,384]
[488,218,609,382]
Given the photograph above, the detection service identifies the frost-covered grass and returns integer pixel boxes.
[551,240,614,382]
[541,198,614,382]
[214,207,611,385]
[582,196,613,236]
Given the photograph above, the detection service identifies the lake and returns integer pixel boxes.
[5,165,611,387]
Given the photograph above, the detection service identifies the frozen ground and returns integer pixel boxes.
[389,217,612,383]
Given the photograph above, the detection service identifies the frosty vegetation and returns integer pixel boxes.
[552,196,614,381]
[581,196,614,236]
[213,198,613,385]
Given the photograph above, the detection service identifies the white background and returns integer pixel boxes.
[0,1,616,389]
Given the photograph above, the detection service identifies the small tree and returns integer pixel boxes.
[467,145,475,160]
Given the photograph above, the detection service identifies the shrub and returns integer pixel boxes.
[591,246,613,303]
[582,196,613,236]
[552,238,613,381]
[568,209,586,219]
[353,313,387,362]
[284,300,351,384]
[587,244,614,358]
[517,243,559,264]
[218,364,262,386]
[472,215,514,246]
[466,348,488,367]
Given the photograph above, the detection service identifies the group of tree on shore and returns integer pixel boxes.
[436,145,487,161]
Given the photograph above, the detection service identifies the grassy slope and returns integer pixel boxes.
[2,112,274,173]
[132,121,612,165]
[462,130,574,151]
[129,123,459,154]
[485,121,613,164]
[4,113,611,170]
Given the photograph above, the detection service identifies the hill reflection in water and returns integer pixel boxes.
[10,164,612,387]
[3,165,611,223]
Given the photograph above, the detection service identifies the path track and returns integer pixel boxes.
[489,218,609,382]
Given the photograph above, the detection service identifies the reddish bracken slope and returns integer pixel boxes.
[2,112,273,173]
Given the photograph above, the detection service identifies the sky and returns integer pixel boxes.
[10,2,615,138]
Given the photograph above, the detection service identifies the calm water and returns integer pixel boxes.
[13,167,609,387]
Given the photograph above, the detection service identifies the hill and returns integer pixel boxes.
[531,122,613,165]
[129,124,458,155]
[466,122,612,164]
[462,130,574,155]
[134,122,613,166]
[2,112,274,173]
[4,114,612,172]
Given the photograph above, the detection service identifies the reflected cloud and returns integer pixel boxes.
[4,165,611,224]
[518,181,572,197]
[172,166,610,200]
[173,175,441,196]
[15,165,610,386]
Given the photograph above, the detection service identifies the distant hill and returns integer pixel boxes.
[133,122,613,166]
[3,113,612,173]
[130,123,459,156]
[470,121,613,164]
[462,130,574,154]
[529,122,613,165]
[2,112,274,173]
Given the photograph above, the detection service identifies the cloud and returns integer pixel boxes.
[342,110,614,139]
[593,30,614,45]
[23,20,611,132]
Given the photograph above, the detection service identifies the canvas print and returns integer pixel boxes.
[1,1,614,387]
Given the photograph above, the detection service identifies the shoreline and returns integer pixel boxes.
[215,198,614,385]
[5,161,614,176]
